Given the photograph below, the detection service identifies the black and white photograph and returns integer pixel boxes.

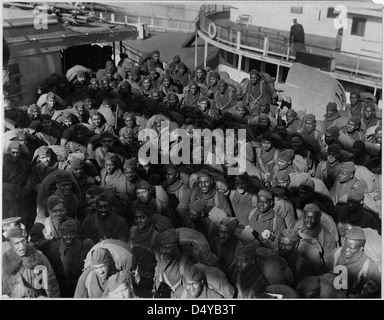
[1,0,382,306]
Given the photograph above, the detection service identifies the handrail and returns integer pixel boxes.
[196,4,382,81]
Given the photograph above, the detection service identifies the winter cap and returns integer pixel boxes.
[158,229,179,246]
[47,195,65,211]
[90,248,111,266]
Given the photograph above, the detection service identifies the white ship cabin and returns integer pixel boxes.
[196,2,382,110]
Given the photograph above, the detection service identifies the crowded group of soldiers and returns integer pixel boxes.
[2,48,382,299]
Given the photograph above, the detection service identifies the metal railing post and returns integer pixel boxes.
[237,30,241,49]
[263,36,269,57]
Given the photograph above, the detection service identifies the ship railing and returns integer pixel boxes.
[197,4,382,81]
[98,11,196,33]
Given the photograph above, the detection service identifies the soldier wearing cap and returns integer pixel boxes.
[128,204,162,298]
[80,193,129,244]
[213,79,238,113]
[330,161,368,206]
[100,153,129,202]
[335,188,381,234]
[325,226,381,296]
[31,146,63,191]
[231,243,269,298]
[206,70,220,98]
[163,164,189,209]
[361,102,381,134]
[270,148,297,187]
[345,90,363,118]
[293,202,337,275]
[2,227,61,298]
[342,116,365,142]
[3,140,33,228]
[285,109,300,134]
[255,132,279,187]
[292,178,336,221]
[183,199,219,243]
[248,189,285,246]
[41,91,60,117]
[44,219,93,297]
[172,264,224,299]
[277,228,315,287]
[74,247,123,298]
[323,102,345,130]
[154,229,194,298]
[177,170,232,222]
[228,172,259,226]
[315,143,343,190]
[244,69,272,110]
[131,179,177,227]
[211,217,244,280]
[290,132,317,172]
[52,170,81,220]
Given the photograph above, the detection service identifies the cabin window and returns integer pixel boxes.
[351,17,366,36]
[290,6,303,14]
[249,58,261,72]
[326,7,339,18]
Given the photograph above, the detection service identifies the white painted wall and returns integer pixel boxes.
[341,16,382,58]
[231,2,340,38]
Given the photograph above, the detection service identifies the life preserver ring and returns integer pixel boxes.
[208,22,217,39]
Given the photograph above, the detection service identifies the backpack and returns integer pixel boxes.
[189,263,235,299]
[175,227,219,266]
[83,239,133,272]
[259,72,278,104]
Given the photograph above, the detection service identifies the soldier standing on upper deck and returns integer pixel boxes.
[289,19,306,56]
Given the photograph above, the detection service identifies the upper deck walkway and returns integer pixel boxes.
[197,4,382,89]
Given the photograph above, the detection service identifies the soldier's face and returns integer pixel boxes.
[165,169,178,185]
[62,230,77,247]
[160,243,177,261]
[342,238,364,260]
[303,211,321,230]
[325,133,336,145]
[290,137,302,151]
[350,94,359,106]
[304,120,316,133]
[257,196,273,213]
[364,107,374,120]
[185,279,204,298]
[236,257,254,274]
[190,85,198,95]
[278,236,297,258]
[250,74,259,85]
[347,121,358,134]
[199,100,209,112]
[10,237,27,257]
[198,176,213,194]
[96,200,110,220]
[136,188,151,204]
[262,140,273,152]
[143,80,151,90]
[218,226,232,244]
[124,167,137,182]
[163,78,170,87]
[134,211,151,230]
[218,84,226,94]
[93,262,110,280]
[39,155,51,167]
[9,148,21,162]
[286,113,295,125]
[49,203,67,222]
[57,182,72,197]
[339,170,353,183]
